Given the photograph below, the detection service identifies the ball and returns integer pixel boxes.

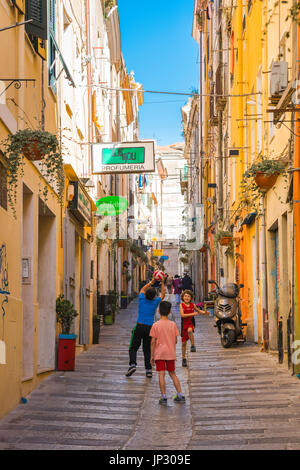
[153,270,164,281]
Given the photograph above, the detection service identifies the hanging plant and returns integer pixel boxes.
[125,272,132,283]
[214,230,233,246]
[2,129,64,216]
[104,0,116,19]
[224,239,234,257]
[200,242,211,253]
[241,157,286,193]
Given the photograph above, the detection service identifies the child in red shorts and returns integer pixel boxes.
[180,290,209,367]
[150,301,184,405]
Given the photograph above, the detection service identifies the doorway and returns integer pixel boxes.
[37,199,56,372]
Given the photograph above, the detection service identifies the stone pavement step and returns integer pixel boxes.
[0,295,191,450]
[1,294,300,450]
[187,315,300,450]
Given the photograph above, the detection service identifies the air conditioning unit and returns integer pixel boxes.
[270,61,288,95]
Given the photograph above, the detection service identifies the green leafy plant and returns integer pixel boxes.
[104,0,116,18]
[225,239,234,257]
[200,242,211,253]
[107,289,119,315]
[2,129,64,217]
[241,158,285,180]
[214,230,232,242]
[125,272,132,283]
[56,294,78,335]
[240,157,287,206]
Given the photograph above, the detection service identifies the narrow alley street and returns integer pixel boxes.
[1,295,300,451]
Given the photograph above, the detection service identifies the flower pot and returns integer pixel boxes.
[22,139,46,161]
[219,236,232,246]
[57,334,77,371]
[200,246,207,253]
[254,171,279,190]
[104,313,115,325]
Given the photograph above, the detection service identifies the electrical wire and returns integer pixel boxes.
[86,84,262,99]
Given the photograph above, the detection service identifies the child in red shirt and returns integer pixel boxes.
[180,290,209,367]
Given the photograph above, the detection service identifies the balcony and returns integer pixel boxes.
[180,165,188,195]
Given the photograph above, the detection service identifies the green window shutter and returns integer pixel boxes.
[25,0,48,40]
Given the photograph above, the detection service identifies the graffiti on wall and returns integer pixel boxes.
[0,244,10,364]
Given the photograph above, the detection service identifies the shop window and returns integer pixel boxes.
[0,161,7,211]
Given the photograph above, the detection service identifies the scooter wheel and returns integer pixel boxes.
[221,330,235,348]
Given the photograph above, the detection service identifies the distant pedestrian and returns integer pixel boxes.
[173,275,182,306]
[150,301,185,405]
[166,274,173,294]
[126,273,166,378]
[182,273,193,291]
[180,290,209,367]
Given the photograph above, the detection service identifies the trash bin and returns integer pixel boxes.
[57,334,77,371]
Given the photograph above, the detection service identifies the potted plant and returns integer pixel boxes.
[2,128,64,216]
[92,315,101,344]
[215,230,233,246]
[200,242,211,253]
[241,157,285,192]
[105,290,119,324]
[56,294,78,371]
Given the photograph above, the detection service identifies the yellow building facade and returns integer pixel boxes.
[191,0,296,356]
[0,1,62,418]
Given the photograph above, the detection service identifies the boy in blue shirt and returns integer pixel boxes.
[126,273,165,378]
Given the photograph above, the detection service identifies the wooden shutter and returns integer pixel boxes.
[80,239,91,345]
[25,0,48,40]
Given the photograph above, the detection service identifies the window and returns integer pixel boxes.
[25,0,48,40]
[0,161,7,211]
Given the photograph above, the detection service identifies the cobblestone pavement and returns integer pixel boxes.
[0,294,300,450]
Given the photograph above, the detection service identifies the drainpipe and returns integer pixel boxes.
[199,14,204,301]
[85,0,92,175]
[293,14,300,372]
[260,196,269,350]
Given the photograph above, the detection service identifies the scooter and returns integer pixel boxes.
[208,280,246,348]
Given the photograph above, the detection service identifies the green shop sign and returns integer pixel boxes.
[96,196,129,216]
[102,147,145,165]
[92,141,155,174]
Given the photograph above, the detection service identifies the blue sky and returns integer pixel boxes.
[118,1,199,146]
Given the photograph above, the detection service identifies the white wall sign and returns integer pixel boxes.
[92,141,155,174]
